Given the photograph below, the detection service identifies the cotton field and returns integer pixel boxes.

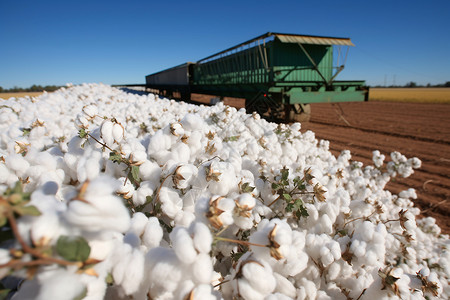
[0,83,448,299]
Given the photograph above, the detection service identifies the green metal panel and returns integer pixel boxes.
[271,41,333,83]
[287,87,367,104]
[193,43,271,86]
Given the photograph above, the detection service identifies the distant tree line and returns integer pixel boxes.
[0,85,63,93]
[371,81,450,88]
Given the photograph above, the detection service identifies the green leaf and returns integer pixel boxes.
[338,229,348,236]
[56,235,91,262]
[105,273,114,285]
[131,165,140,183]
[231,251,245,262]
[5,181,23,197]
[78,128,88,139]
[109,151,123,164]
[285,203,294,212]
[281,167,289,181]
[224,135,240,142]
[22,128,31,137]
[271,183,280,190]
[241,182,255,193]
[299,206,309,217]
[13,205,41,217]
[283,193,292,201]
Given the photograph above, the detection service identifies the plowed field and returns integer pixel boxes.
[300,102,450,234]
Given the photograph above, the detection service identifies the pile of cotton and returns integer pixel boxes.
[0,83,448,300]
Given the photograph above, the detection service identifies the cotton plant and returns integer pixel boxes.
[0,84,448,300]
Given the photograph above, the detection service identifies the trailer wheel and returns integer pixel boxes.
[289,104,311,123]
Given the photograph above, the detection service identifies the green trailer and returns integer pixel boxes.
[145,32,368,121]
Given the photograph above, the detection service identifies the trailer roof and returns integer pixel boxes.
[198,32,354,63]
[273,32,354,46]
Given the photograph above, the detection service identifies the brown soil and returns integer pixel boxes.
[300,102,450,235]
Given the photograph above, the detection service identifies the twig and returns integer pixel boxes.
[87,133,114,152]
[4,210,76,268]
[422,179,435,191]
[421,199,448,213]
[215,236,267,248]
[334,103,352,127]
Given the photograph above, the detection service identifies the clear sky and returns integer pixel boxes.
[1,0,449,89]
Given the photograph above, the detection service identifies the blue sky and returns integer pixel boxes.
[1,0,449,89]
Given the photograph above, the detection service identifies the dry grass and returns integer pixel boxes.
[0,92,44,100]
[369,88,450,104]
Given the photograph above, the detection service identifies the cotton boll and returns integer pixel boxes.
[82,104,98,119]
[139,160,161,183]
[5,154,30,178]
[190,221,212,254]
[159,186,183,219]
[13,269,85,300]
[170,227,198,264]
[88,239,116,261]
[133,180,155,206]
[128,212,149,236]
[100,120,114,146]
[65,175,131,234]
[142,217,163,249]
[111,244,145,296]
[207,161,238,195]
[0,163,11,183]
[112,123,124,143]
[174,210,196,227]
[76,148,102,182]
[146,247,183,297]
[191,253,213,284]
[235,278,266,300]
[318,214,333,235]
[180,113,206,131]
[173,164,198,189]
[273,272,297,298]
[29,210,62,247]
[241,259,276,295]
[117,176,135,200]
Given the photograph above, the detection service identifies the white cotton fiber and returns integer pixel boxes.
[191,253,213,283]
[13,269,85,300]
[6,154,30,177]
[273,272,296,298]
[100,120,114,146]
[190,221,212,253]
[65,175,131,233]
[0,163,10,183]
[142,217,163,248]
[170,227,197,264]
[139,160,161,183]
[129,212,149,236]
[159,186,183,219]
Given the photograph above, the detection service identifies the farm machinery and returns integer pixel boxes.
[145,32,368,122]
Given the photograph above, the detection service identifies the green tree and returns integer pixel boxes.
[405,81,417,88]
